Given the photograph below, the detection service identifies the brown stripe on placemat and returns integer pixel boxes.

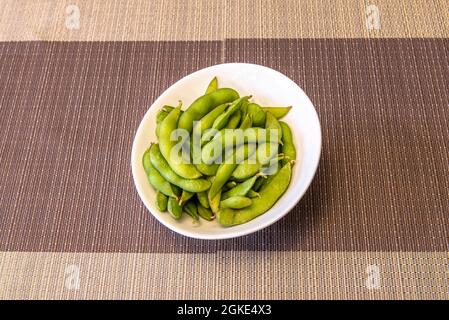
[0,39,448,253]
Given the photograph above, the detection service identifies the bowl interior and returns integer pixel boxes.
[131,63,321,239]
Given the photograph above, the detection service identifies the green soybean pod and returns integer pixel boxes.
[201,96,248,144]
[184,200,199,221]
[252,176,266,192]
[156,105,178,124]
[209,190,221,214]
[193,103,228,136]
[179,190,194,205]
[156,191,168,211]
[240,99,249,118]
[261,106,292,119]
[220,196,252,209]
[265,111,282,141]
[171,184,182,197]
[231,143,279,181]
[225,110,242,129]
[222,183,233,192]
[168,197,183,219]
[258,161,282,191]
[156,105,182,138]
[159,105,201,179]
[156,109,169,124]
[149,144,211,192]
[142,148,177,198]
[260,157,282,175]
[207,143,255,200]
[196,191,210,209]
[156,111,168,138]
[212,96,249,131]
[205,76,218,94]
[201,128,274,164]
[178,88,239,133]
[195,162,220,176]
[198,203,214,221]
[231,163,259,181]
[239,113,252,129]
[225,181,237,189]
[221,175,259,200]
[257,157,282,191]
[217,162,292,226]
[163,105,175,113]
[246,189,260,198]
[247,103,266,127]
[280,121,296,165]
[208,162,236,200]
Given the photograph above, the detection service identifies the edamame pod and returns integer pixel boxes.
[239,113,252,129]
[209,190,221,214]
[193,103,228,136]
[179,190,194,205]
[258,169,278,192]
[197,191,210,209]
[162,105,175,113]
[221,175,259,200]
[178,88,239,132]
[225,110,242,129]
[205,77,218,94]
[225,181,237,189]
[265,111,282,141]
[261,106,292,119]
[208,143,257,200]
[168,197,182,219]
[252,176,266,192]
[156,191,168,211]
[171,184,182,197]
[240,99,249,119]
[201,96,248,144]
[142,148,177,198]
[218,162,292,226]
[156,109,169,124]
[246,189,260,198]
[231,143,280,181]
[208,163,236,201]
[247,103,266,127]
[195,162,220,176]
[232,159,283,182]
[212,96,249,131]
[184,201,199,221]
[149,143,211,192]
[156,105,182,137]
[201,128,278,164]
[159,105,201,179]
[220,196,252,209]
[280,121,296,165]
[198,203,214,221]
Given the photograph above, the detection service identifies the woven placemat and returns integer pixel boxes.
[0,0,448,300]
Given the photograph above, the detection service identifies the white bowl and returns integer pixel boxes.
[131,63,321,239]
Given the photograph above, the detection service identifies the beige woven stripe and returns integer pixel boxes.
[0,251,447,299]
[0,0,447,41]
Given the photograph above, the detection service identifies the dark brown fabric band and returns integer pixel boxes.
[0,39,448,253]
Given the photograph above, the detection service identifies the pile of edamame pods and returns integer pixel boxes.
[142,77,296,227]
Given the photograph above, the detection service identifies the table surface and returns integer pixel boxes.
[0,0,448,300]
